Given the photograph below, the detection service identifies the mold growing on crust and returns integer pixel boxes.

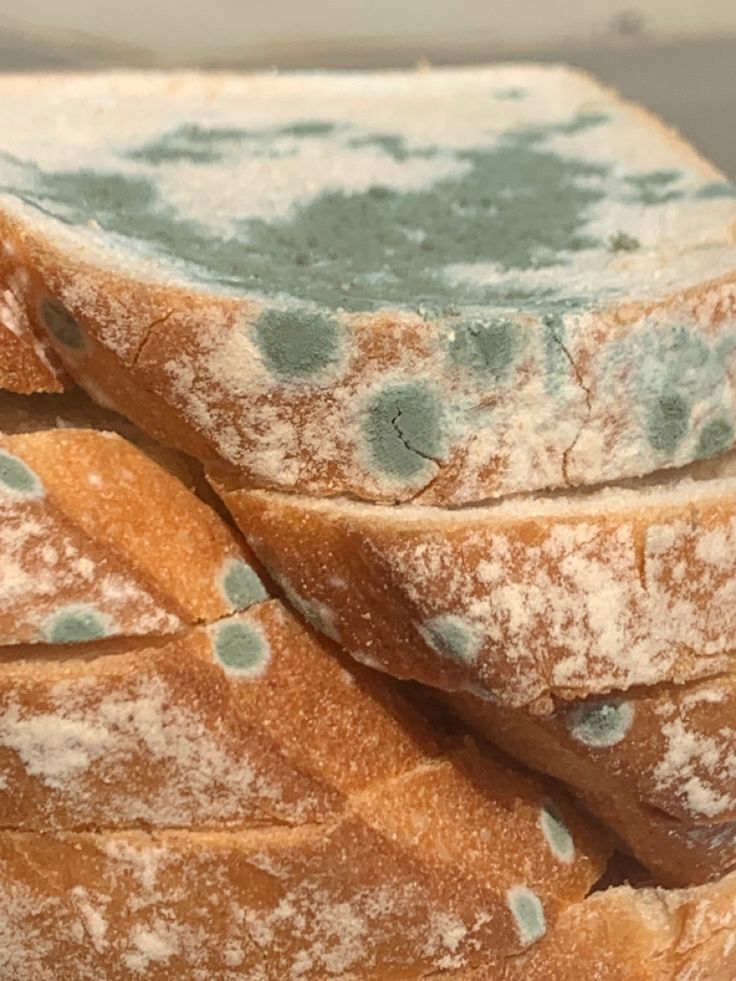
[566,699,635,748]
[45,604,110,644]
[220,558,269,612]
[0,449,43,497]
[362,380,446,480]
[507,885,547,946]
[419,614,482,664]
[254,308,341,379]
[213,620,270,677]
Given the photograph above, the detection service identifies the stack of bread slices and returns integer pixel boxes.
[1,64,736,979]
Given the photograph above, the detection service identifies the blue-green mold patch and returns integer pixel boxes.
[566,698,634,748]
[213,620,270,677]
[278,580,341,643]
[220,558,269,611]
[0,450,43,498]
[539,800,575,863]
[127,120,340,165]
[420,614,482,664]
[632,325,736,457]
[449,318,519,382]
[45,604,110,644]
[362,380,446,480]
[696,417,735,460]
[254,307,341,379]
[507,885,547,946]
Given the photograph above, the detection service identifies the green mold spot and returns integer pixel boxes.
[221,559,269,611]
[363,380,445,480]
[420,614,481,664]
[633,325,736,459]
[566,699,634,747]
[696,181,736,199]
[346,133,439,162]
[696,417,735,460]
[214,620,270,676]
[539,801,575,863]
[647,391,690,454]
[0,450,43,497]
[41,299,85,350]
[127,120,339,165]
[625,169,683,205]
[254,307,341,378]
[507,885,547,946]
[556,112,611,135]
[608,231,640,252]
[542,314,573,396]
[449,318,518,382]
[46,605,109,644]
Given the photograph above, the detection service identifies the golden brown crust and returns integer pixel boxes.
[443,687,736,888]
[0,215,67,393]
[218,480,736,712]
[0,428,254,645]
[0,603,609,977]
[504,870,736,980]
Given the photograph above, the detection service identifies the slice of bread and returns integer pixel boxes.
[218,451,736,712]
[504,870,736,981]
[0,67,734,503]
[441,685,736,888]
[0,427,259,645]
[1,833,732,979]
[0,422,622,977]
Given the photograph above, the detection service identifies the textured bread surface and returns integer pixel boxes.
[0,422,626,978]
[220,452,736,712]
[1,834,734,979]
[0,67,734,502]
[442,685,736,887]
[0,427,252,645]
[0,231,66,393]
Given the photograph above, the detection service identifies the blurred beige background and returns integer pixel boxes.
[0,0,734,54]
[0,1,733,175]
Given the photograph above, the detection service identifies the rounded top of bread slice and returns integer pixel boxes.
[3,65,736,504]
[1,65,732,300]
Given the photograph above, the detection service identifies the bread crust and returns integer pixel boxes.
[443,686,736,887]
[220,467,736,712]
[0,66,734,502]
[0,428,254,645]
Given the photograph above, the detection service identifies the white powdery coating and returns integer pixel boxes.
[123,921,182,973]
[0,707,112,789]
[0,501,180,643]
[261,466,736,704]
[0,675,298,826]
[653,717,736,819]
[70,886,109,954]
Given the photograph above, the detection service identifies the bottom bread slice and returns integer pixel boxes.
[2,831,734,981]
[0,599,612,978]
